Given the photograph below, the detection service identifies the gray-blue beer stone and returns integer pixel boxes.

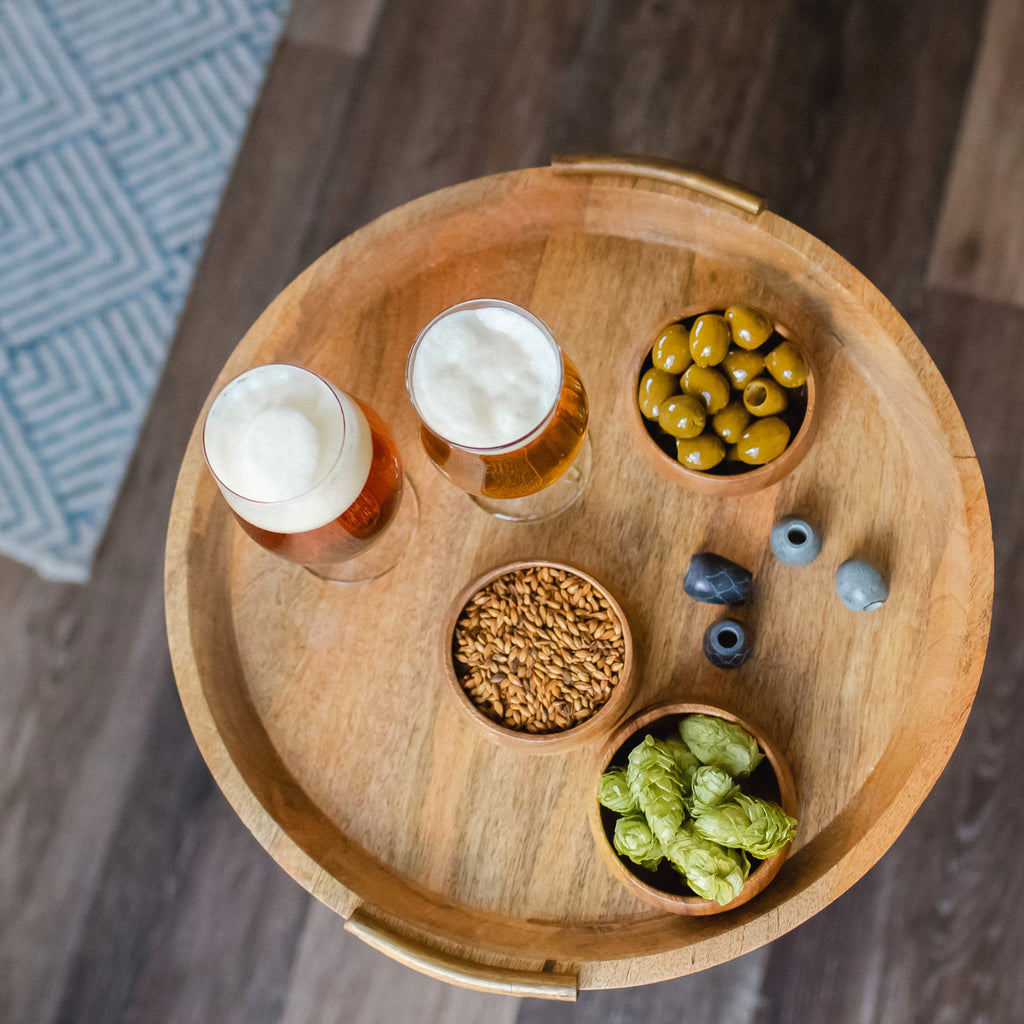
[770,515,822,565]
[835,559,889,611]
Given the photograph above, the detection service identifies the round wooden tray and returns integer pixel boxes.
[164,155,993,999]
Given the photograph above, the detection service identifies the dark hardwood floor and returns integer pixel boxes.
[3,0,1021,1020]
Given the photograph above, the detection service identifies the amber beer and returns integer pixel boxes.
[406,300,590,515]
[417,351,587,498]
[203,364,407,581]
[233,403,402,572]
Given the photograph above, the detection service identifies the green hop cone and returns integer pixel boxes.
[663,823,750,906]
[613,813,664,872]
[679,714,764,778]
[599,768,637,814]
[687,764,740,817]
[692,792,797,859]
[662,737,700,789]
[626,735,688,842]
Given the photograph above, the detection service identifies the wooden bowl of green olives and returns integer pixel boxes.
[591,702,798,915]
[634,305,817,494]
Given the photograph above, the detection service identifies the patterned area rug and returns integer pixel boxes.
[0,0,290,581]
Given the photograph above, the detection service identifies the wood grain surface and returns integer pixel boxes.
[2,0,1020,1021]
[929,0,1024,306]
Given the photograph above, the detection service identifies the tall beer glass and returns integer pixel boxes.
[405,299,590,521]
[203,363,416,583]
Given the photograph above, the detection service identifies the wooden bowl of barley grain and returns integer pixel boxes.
[442,561,635,752]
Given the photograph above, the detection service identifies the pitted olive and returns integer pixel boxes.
[682,364,731,413]
[676,433,727,471]
[711,399,751,443]
[658,394,707,438]
[721,347,765,389]
[652,323,693,373]
[764,340,809,388]
[742,377,788,417]
[731,416,791,464]
[688,314,731,367]
[724,304,773,350]
[638,366,678,420]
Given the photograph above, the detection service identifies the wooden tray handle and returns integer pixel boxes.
[344,908,579,1000]
[551,153,764,215]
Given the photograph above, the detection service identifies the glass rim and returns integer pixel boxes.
[202,362,348,509]
[405,298,565,454]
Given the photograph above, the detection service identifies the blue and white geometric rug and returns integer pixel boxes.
[0,0,290,582]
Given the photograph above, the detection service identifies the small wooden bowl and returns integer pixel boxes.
[442,560,635,753]
[591,701,798,915]
[632,308,818,496]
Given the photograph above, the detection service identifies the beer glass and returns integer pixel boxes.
[405,299,591,521]
[203,363,416,584]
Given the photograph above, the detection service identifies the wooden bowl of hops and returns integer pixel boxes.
[591,702,798,914]
[442,561,635,753]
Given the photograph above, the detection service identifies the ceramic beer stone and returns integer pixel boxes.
[683,552,754,604]
[771,515,823,566]
[703,619,751,669]
[165,156,992,997]
[836,559,890,612]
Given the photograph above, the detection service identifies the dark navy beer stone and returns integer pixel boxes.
[683,552,753,604]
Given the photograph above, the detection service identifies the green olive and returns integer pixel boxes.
[676,433,727,471]
[742,376,789,416]
[764,340,809,388]
[688,314,731,367]
[682,364,731,413]
[721,347,765,389]
[638,366,678,420]
[651,323,693,374]
[731,416,791,465]
[724,305,774,350]
[711,399,751,443]
[658,394,707,439]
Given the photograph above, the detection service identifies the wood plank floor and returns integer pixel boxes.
[2,0,1021,1020]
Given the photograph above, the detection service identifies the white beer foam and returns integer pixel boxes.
[409,304,561,449]
[204,364,372,534]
